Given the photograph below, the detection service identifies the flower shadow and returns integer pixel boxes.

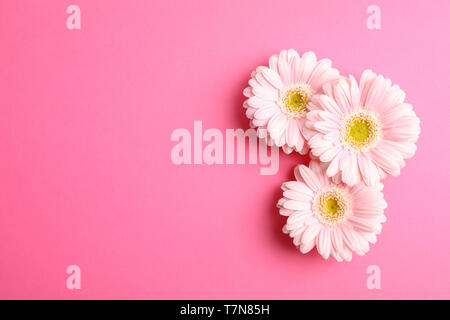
[268,154,325,262]
[232,67,323,263]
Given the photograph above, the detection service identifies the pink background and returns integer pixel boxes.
[1,0,449,299]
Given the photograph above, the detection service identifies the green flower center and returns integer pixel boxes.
[349,120,371,143]
[279,84,312,119]
[325,198,339,216]
[341,111,381,152]
[285,91,308,114]
[314,187,351,226]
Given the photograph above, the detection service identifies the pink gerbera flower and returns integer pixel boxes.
[243,49,340,154]
[304,70,420,186]
[278,160,387,261]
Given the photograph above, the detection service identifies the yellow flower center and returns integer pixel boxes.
[325,198,339,215]
[314,187,351,226]
[349,120,371,143]
[341,110,381,152]
[279,84,312,119]
[285,92,308,113]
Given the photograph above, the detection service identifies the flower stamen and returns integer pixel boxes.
[279,84,312,119]
[340,110,381,152]
[314,186,351,226]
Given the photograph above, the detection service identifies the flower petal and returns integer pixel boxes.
[267,113,288,138]
[299,164,322,191]
[302,222,322,245]
[357,153,380,186]
[317,227,331,260]
[286,119,300,147]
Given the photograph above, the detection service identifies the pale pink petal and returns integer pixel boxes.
[333,79,353,113]
[382,140,417,159]
[254,105,279,120]
[323,130,340,142]
[348,75,361,108]
[341,224,361,252]
[320,145,342,163]
[300,239,316,254]
[283,200,311,211]
[273,130,287,147]
[286,119,300,147]
[287,48,300,62]
[348,216,377,232]
[268,54,279,73]
[259,67,284,90]
[360,231,377,244]
[279,208,296,216]
[287,212,313,226]
[314,95,344,116]
[308,133,332,150]
[341,246,353,262]
[245,107,256,119]
[317,227,331,260]
[299,164,323,191]
[282,181,314,197]
[243,87,253,98]
[357,153,380,186]
[267,113,288,138]
[290,54,302,84]
[290,224,307,238]
[308,58,339,92]
[247,95,275,109]
[283,189,313,202]
[249,78,278,101]
[313,120,339,134]
[282,144,294,154]
[309,160,327,186]
[252,118,269,127]
[301,222,322,244]
[277,50,292,85]
[354,232,370,254]
[331,246,343,262]
[370,145,401,176]
[298,142,309,155]
[331,227,345,254]
[326,150,344,177]
[298,51,317,83]
[359,69,377,106]
[293,227,307,246]
[364,75,391,112]
[341,152,360,186]
[318,110,341,125]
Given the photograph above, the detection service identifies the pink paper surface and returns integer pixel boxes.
[1,0,449,299]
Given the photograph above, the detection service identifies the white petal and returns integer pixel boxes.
[283,190,313,202]
[317,227,331,260]
[301,222,322,245]
[282,181,314,196]
[357,153,380,186]
[267,113,288,138]
[286,119,300,147]
[283,200,310,211]
[254,105,279,120]
[299,164,322,191]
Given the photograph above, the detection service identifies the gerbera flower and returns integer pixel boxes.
[278,160,387,261]
[243,49,340,154]
[304,70,420,186]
